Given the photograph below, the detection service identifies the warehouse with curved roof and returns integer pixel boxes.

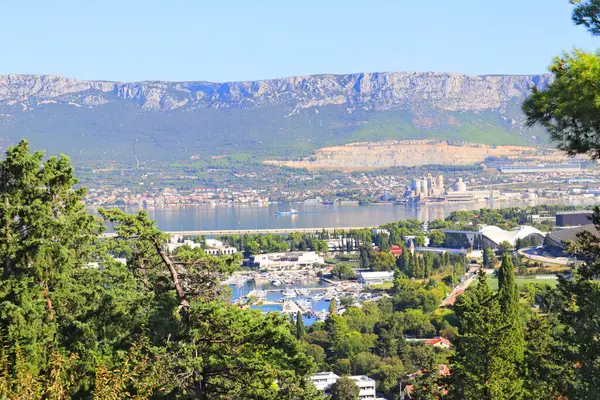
[444,225,546,250]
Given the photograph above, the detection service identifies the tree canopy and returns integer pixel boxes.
[0,140,319,399]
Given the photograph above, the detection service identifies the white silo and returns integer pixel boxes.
[414,179,422,194]
[454,178,467,192]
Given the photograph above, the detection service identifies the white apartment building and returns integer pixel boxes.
[310,372,377,400]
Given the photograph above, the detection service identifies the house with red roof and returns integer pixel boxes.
[390,245,403,256]
[423,337,452,349]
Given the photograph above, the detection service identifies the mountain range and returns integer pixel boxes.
[0,72,550,167]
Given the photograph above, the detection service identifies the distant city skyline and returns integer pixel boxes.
[0,0,598,82]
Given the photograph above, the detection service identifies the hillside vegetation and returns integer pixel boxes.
[0,72,549,168]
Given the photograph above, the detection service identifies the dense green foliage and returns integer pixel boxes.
[329,377,360,400]
[438,5,600,398]
[218,232,329,257]
[0,141,320,399]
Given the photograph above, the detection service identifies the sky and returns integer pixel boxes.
[0,0,597,82]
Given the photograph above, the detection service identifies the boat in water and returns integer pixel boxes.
[271,279,282,286]
[275,208,299,216]
[296,299,312,310]
[282,289,297,298]
[296,288,310,296]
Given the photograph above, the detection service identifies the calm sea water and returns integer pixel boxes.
[94,198,600,232]
[232,279,333,325]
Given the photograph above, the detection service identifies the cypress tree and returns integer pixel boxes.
[498,254,520,317]
[329,298,338,316]
[296,312,305,340]
[496,254,525,397]
[483,246,489,267]
[448,269,524,399]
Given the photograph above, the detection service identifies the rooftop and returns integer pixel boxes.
[556,210,593,215]
[549,224,600,244]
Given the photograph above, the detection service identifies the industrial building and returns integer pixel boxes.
[310,372,377,400]
[546,224,600,249]
[409,175,499,203]
[556,210,593,227]
[443,225,545,250]
[444,178,500,202]
[411,174,445,197]
[246,252,324,270]
[499,163,582,174]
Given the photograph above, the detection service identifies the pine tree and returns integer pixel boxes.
[523,314,570,399]
[413,352,444,400]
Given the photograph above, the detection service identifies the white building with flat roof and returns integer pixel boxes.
[310,372,339,391]
[359,271,395,285]
[310,373,377,400]
[248,252,324,270]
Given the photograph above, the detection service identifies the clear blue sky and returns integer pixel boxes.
[0,0,597,82]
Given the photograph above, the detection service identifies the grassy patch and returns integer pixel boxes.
[368,282,394,291]
[487,276,558,291]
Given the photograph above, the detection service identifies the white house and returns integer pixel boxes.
[310,372,377,400]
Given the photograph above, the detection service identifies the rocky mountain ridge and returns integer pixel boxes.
[0,72,550,112]
[0,71,550,167]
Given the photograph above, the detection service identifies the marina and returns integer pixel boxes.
[227,270,388,324]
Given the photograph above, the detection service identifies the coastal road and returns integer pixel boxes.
[101,226,375,238]
[518,247,571,266]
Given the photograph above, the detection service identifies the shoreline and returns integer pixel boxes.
[88,195,597,209]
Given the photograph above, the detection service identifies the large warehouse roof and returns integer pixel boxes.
[479,225,546,246]
[548,224,600,247]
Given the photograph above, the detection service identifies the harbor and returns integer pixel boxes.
[226,270,388,324]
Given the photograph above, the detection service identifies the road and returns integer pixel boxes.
[441,270,478,306]
[518,247,571,266]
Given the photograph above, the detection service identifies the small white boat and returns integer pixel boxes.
[282,289,296,298]
[271,280,282,286]
[296,299,312,309]
[297,289,310,296]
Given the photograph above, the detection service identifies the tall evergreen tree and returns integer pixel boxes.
[296,312,305,340]
[359,245,371,270]
[523,4,600,396]
[523,314,570,399]
[447,269,523,399]
[413,352,444,400]
[497,254,519,317]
